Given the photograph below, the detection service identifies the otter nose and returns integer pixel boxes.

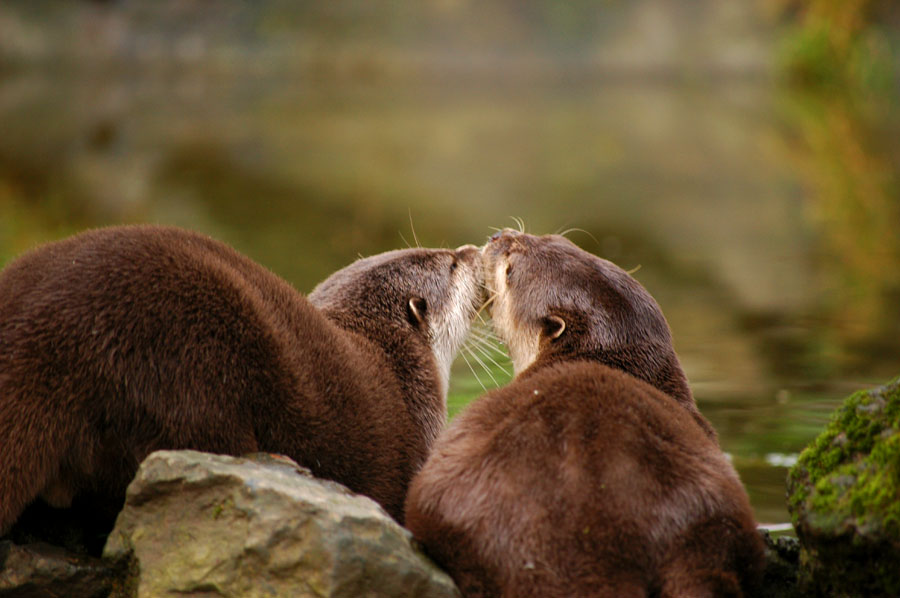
[489,228,518,242]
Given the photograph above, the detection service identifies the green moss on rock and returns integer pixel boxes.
[787,376,900,596]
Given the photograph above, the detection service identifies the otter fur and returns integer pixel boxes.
[0,225,482,534]
[405,230,765,598]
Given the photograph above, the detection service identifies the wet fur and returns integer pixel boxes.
[0,225,481,533]
[405,230,765,598]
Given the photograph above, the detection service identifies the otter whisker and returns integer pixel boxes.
[398,232,413,249]
[473,336,505,355]
[468,324,500,344]
[476,294,497,318]
[464,345,501,388]
[627,264,642,275]
[469,326,504,346]
[459,349,487,392]
[408,208,421,248]
[470,345,511,375]
[467,340,513,378]
[473,298,498,328]
[468,325,504,347]
[477,284,497,301]
[558,227,601,249]
[511,216,526,233]
[468,323,501,347]
[469,335,506,357]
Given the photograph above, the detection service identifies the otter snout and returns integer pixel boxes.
[480,230,519,297]
[454,244,482,297]
[483,228,525,264]
[454,243,486,309]
[488,228,520,243]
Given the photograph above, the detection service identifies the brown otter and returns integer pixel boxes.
[405,230,765,598]
[0,225,482,535]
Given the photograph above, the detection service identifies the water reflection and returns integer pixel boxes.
[1,72,898,526]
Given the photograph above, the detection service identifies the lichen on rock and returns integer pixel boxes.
[787,376,900,596]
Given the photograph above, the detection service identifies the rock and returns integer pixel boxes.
[0,540,117,598]
[103,450,460,598]
[754,529,801,598]
[786,377,900,597]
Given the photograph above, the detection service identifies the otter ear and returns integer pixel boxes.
[408,297,427,327]
[542,315,566,340]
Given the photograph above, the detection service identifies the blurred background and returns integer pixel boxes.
[1,0,898,526]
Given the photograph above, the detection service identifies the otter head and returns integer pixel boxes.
[482,229,695,411]
[309,245,483,396]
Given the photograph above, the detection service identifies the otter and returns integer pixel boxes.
[405,230,765,598]
[0,225,482,536]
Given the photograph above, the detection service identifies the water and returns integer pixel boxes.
[1,3,899,529]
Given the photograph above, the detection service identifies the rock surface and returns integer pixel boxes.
[754,530,801,598]
[0,540,117,598]
[103,450,460,598]
[787,377,900,597]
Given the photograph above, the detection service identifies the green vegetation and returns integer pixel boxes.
[776,0,898,91]
[796,92,900,366]
[774,22,900,378]
[0,183,85,268]
[787,377,900,594]
[447,331,513,419]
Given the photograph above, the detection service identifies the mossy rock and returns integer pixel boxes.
[787,376,900,597]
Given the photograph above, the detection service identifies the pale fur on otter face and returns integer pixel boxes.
[482,238,540,375]
[481,229,704,427]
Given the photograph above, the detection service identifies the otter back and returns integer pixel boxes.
[0,225,478,534]
[405,362,765,598]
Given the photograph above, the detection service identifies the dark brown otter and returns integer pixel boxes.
[405,230,765,598]
[0,225,482,536]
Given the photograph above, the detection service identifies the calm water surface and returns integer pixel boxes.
[1,71,898,526]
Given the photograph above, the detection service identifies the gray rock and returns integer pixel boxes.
[0,540,117,598]
[103,450,460,598]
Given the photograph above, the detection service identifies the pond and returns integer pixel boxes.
[1,28,899,529]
